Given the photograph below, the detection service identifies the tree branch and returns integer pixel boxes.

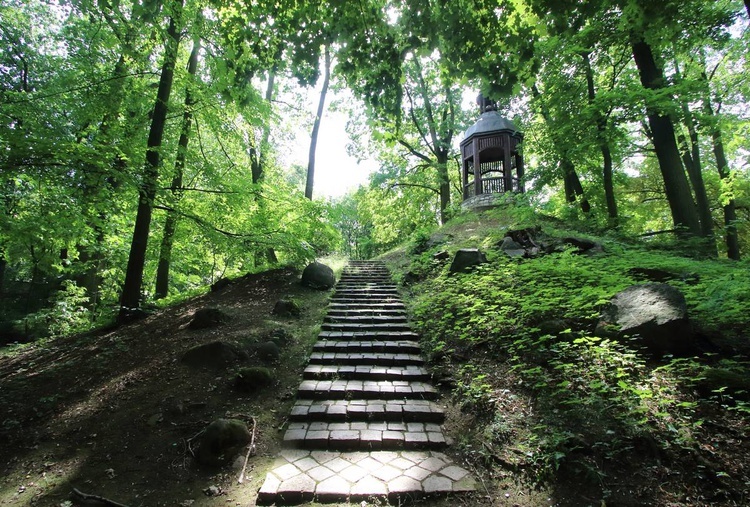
[3,71,159,104]
[387,182,439,194]
[397,139,432,164]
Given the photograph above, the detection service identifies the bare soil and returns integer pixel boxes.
[0,267,330,506]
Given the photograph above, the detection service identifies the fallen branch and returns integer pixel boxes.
[237,416,258,484]
[71,488,130,507]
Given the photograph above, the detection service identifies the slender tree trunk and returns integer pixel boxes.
[252,68,278,264]
[0,248,6,295]
[630,38,701,236]
[155,32,200,300]
[581,52,617,220]
[252,69,277,185]
[436,155,451,224]
[703,86,740,260]
[119,6,183,319]
[76,53,130,312]
[414,60,453,223]
[532,85,590,213]
[305,47,331,201]
[673,59,714,242]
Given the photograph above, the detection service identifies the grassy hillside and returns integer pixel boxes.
[379,204,750,506]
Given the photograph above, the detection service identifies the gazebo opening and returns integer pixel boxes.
[461,95,524,209]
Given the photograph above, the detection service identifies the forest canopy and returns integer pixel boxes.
[1,0,748,339]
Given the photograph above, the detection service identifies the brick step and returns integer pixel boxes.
[297,379,437,400]
[309,352,424,366]
[341,274,391,280]
[317,330,419,341]
[303,364,430,382]
[329,295,402,303]
[333,291,399,297]
[326,309,407,318]
[332,293,401,301]
[327,303,406,312]
[322,322,412,332]
[336,284,398,290]
[283,421,447,451]
[341,269,391,280]
[312,340,421,355]
[335,285,398,290]
[290,399,444,423]
[324,315,408,324]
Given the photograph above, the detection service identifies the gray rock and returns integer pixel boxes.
[196,419,251,466]
[498,236,526,258]
[272,299,301,317]
[449,249,488,273]
[235,366,274,392]
[255,340,280,362]
[596,283,694,355]
[433,250,450,261]
[562,236,603,255]
[181,341,242,369]
[189,307,230,329]
[301,262,335,290]
[267,328,293,348]
[211,277,232,292]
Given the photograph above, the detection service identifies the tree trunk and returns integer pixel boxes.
[532,85,590,213]
[437,156,451,225]
[305,47,331,201]
[119,6,183,319]
[252,69,277,184]
[251,68,278,265]
[630,38,701,236]
[703,87,740,260]
[581,52,617,220]
[76,53,130,312]
[673,59,714,241]
[0,248,6,295]
[155,33,200,300]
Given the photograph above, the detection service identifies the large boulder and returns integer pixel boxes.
[196,419,252,466]
[301,262,335,290]
[181,341,243,369]
[449,248,488,273]
[596,283,694,355]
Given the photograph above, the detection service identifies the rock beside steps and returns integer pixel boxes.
[257,260,475,504]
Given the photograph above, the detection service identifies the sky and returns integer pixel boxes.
[279,81,380,200]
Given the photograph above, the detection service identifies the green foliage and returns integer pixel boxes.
[404,212,750,485]
[24,281,91,339]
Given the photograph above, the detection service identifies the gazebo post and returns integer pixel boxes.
[503,137,513,192]
[473,138,482,197]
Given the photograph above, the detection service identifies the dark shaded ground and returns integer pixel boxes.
[0,267,331,506]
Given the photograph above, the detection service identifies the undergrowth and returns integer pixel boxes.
[394,209,750,496]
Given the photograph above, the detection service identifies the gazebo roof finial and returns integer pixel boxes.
[476,93,498,112]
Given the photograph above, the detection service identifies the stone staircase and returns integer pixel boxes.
[257,260,475,504]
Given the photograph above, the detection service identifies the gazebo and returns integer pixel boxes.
[460,95,524,208]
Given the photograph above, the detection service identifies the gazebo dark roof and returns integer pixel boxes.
[463,111,522,140]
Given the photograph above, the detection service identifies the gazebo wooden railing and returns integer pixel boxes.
[464,177,522,199]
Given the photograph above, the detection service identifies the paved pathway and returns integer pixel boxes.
[257,260,475,504]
